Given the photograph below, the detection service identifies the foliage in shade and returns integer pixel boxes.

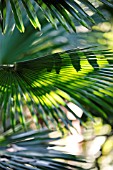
[0,0,113,33]
[0,129,92,170]
[0,18,68,64]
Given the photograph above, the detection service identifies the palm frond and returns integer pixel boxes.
[0,17,70,131]
[0,36,113,130]
[0,0,113,33]
[0,18,113,131]
[0,129,91,170]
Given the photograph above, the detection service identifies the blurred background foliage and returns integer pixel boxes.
[64,4,113,170]
[66,4,113,50]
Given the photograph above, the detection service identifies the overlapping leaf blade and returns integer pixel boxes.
[0,0,6,33]
[10,0,25,32]
[22,0,41,30]
[0,0,113,33]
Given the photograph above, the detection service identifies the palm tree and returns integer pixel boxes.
[0,0,113,169]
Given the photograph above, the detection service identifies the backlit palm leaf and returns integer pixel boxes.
[0,18,69,131]
[0,0,113,33]
[0,20,113,131]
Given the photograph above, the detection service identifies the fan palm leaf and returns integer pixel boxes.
[0,18,69,131]
[0,19,113,131]
[0,128,92,170]
[0,0,113,33]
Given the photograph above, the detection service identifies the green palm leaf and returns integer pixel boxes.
[0,17,69,131]
[0,0,113,33]
[0,129,90,170]
[0,19,113,131]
